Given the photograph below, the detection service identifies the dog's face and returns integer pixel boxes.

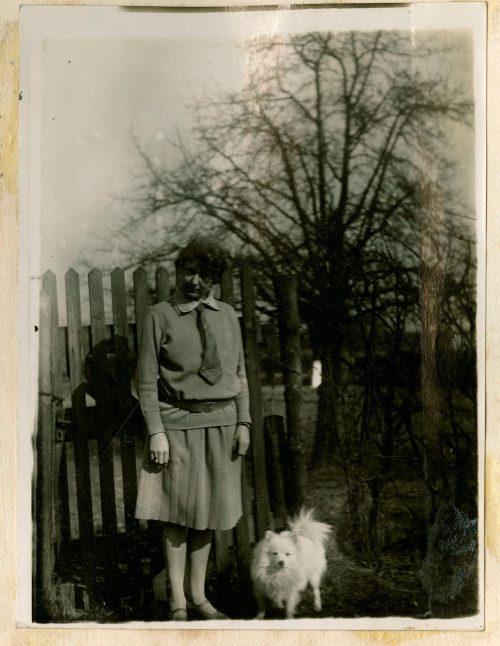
[263,530,298,570]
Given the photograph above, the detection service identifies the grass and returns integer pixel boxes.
[43,578,115,623]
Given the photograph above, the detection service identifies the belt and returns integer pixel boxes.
[164,399,234,413]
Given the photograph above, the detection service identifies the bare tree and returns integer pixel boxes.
[115,30,474,465]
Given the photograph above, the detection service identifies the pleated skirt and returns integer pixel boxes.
[135,424,242,531]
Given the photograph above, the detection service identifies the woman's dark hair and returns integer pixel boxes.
[175,235,227,283]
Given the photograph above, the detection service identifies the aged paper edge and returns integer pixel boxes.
[1,0,498,644]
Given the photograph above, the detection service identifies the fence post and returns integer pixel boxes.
[47,277,67,559]
[263,415,288,524]
[36,273,58,619]
[214,266,240,573]
[240,260,271,540]
[274,274,305,512]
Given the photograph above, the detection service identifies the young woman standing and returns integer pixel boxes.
[135,236,251,621]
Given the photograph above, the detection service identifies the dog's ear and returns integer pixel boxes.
[280,530,292,539]
[264,530,274,541]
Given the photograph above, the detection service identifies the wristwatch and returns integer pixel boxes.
[238,422,252,429]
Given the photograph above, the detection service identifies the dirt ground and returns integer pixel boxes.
[208,386,478,621]
[54,385,477,622]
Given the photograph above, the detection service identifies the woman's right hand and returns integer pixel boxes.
[149,432,170,466]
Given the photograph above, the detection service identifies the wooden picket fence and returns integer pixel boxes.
[35,262,303,620]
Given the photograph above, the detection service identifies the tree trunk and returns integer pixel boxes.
[419,173,448,523]
[275,274,306,513]
[311,345,343,467]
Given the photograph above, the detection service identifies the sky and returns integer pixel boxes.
[19,5,485,282]
[40,37,245,275]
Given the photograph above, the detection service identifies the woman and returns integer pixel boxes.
[134,236,251,621]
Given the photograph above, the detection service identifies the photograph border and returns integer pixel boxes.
[1,0,498,644]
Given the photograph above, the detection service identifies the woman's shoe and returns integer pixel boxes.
[170,607,188,621]
[187,599,228,620]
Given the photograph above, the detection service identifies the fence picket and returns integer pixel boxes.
[133,268,148,354]
[65,269,96,602]
[57,328,71,547]
[234,461,252,575]
[221,266,235,307]
[240,261,271,540]
[155,266,170,303]
[89,269,118,540]
[111,268,138,533]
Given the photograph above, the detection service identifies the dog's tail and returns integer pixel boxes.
[288,507,332,547]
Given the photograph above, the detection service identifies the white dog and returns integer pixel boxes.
[250,508,332,619]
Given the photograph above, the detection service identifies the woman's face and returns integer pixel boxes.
[177,262,213,301]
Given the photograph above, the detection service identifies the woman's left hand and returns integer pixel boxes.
[233,424,251,456]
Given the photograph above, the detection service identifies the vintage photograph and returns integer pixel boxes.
[18,4,485,628]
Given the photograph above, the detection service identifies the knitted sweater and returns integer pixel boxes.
[137,297,251,434]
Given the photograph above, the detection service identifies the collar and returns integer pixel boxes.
[172,288,220,315]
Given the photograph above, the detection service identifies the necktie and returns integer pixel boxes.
[196,304,223,385]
